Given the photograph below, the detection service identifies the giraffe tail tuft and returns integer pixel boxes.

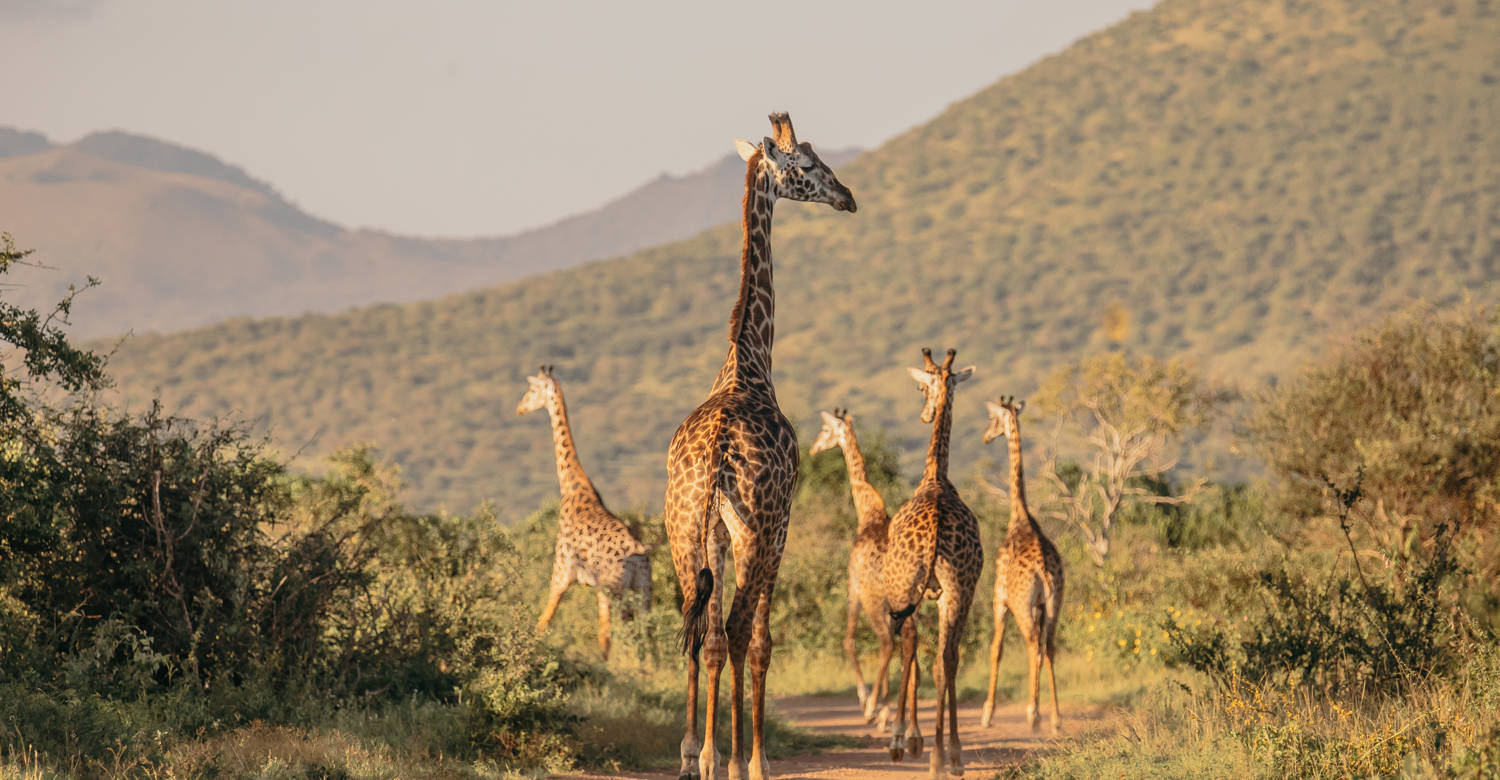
[680,567,714,656]
[889,602,918,635]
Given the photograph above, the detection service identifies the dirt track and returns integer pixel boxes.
[560,694,1098,779]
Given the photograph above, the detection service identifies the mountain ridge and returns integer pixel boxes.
[0,125,856,337]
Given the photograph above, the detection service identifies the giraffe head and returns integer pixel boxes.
[516,364,559,415]
[983,396,1025,444]
[906,348,975,423]
[809,408,855,455]
[734,112,856,213]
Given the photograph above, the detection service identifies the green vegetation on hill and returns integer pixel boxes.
[101,0,1500,517]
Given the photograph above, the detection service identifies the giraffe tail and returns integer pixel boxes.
[889,602,918,635]
[679,435,726,657]
[681,567,714,656]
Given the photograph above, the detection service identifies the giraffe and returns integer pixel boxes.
[809,408,895,730]
[517,365,652,660]
[883,348,984,779]
[664,113,856,780]
[979,396,1064,733]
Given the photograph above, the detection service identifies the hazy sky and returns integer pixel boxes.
[2,0,1152,237]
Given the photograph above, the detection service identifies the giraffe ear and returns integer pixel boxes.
[907,366,930,384]
[734,138,758,161]
[820,410,840,426]
[952,366,976,384]
[986,401,1004,417]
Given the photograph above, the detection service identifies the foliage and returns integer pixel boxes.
[1029,351,1225,564]
[1019,645,1500,779]
[97,0,1500,518]
[1249,306,1500,583]
[0,232,105,426]
[3,402,288,686]
[1164,539,1470,698]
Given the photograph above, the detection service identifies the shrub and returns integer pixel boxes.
[1249,306,1500,569]
[1165,525,1471,698]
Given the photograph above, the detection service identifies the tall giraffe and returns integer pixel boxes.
[664,113,856,780]
[883,348,984,779]
[809,408,895,730]
[979,397,1064,733]
[517,365,651,660]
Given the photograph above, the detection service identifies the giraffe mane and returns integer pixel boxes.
[726,146,766,344]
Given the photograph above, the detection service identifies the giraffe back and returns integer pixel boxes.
[561,493,650,596]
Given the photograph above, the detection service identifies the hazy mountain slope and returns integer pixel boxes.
[100,0,1499,517]
[447,147,857,284]
[0,128,51,158]
[0,131,849,337]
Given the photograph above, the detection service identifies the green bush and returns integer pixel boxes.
[1165,537,1470,697]
[1250,307,1500,569]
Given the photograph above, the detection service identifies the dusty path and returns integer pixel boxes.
[560,694,1100,779]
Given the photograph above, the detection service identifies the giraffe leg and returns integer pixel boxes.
[888,616,916,761]
[872,613,896,731]
[699,553,728,780]
[844,589,871,715]
[595,590,612,660]
[981,599,1010,728]
[906,618,923,760]
[536,551,574,632]
[930,609,950,779]
[723,569,755,780]
[680,650,701,780]
[946,630,965,777]
[746,580,776,780]
[1045,610,1061,734]
[1026,632,1043,733]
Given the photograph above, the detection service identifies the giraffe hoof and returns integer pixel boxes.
[909,735,923,758]
[678,773,699,780]
[889,747,904,762]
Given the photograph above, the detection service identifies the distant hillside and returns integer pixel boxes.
[100,0,1499,517]
[0,128,51,158]
[0,129,853,337]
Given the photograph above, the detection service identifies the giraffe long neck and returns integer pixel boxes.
[713,151,776,394]
[840,432,888,530]
[923,384,954,483]
[545,389,601,504]
[1006,422,1039,537]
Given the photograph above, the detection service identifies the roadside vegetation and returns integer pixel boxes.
[5,228,1494,776]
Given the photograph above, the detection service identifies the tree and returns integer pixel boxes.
[1030,352,1224,566]
[0,232,105,425]
[1248,306,1500,576]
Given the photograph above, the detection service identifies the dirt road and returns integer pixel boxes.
[562,694,1098,779]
